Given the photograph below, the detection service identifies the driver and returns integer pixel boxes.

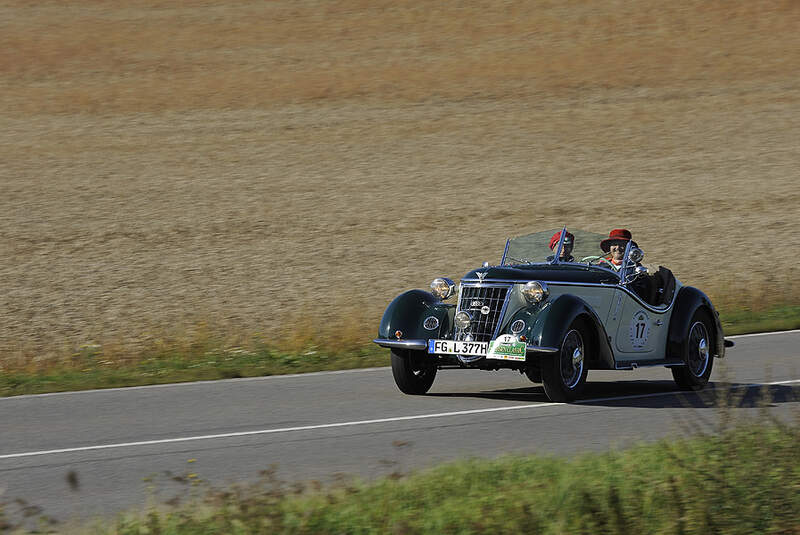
[547,230,575,262]
[599,228,637,271]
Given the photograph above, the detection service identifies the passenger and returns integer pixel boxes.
[599,228,637,271]
[547,230,575,262]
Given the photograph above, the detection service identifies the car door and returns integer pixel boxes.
[613,288,670,361]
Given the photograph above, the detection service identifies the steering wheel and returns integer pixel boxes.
[581,255,614,267]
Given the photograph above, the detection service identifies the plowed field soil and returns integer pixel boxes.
[2,0,799,362]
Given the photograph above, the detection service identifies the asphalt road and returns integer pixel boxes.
[1,330,798,524]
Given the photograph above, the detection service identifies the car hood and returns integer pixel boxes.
[463,264,619,284]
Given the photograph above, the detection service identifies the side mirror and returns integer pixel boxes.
[629,247,644,264]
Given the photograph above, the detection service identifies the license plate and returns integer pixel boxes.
[428,339,488,357]
[427,336,527,361]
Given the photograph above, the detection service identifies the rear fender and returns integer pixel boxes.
[378,290,455,342]
[529,294,615,369]
[667,286,725,360]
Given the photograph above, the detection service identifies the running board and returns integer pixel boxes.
[615,359,685,370]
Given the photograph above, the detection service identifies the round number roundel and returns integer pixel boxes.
[629,310,650,349]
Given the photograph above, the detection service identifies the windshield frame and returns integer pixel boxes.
[550,225,567,265]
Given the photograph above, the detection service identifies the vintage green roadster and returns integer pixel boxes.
[373,228,733,402]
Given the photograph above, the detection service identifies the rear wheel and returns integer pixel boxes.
[391,349,437,395]
[541,320,589,402]
[672,311,714,390]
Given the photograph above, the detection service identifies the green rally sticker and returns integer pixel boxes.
[487,334,526,361]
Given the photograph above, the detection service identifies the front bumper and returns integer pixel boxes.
[372,338,559,356]
[372,338,427,350]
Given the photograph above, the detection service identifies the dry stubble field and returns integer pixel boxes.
[1,0,799,365]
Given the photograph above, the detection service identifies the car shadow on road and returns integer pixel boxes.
[428,381,799,409]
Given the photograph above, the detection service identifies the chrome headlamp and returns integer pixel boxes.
[521,281,549,303]
[454,311,472,330]
[430,278,455,300]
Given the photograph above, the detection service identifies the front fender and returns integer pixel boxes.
[667,286,725,360]
[378,290,455,342]
[528,294,616,369]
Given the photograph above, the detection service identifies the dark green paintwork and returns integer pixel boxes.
[378,289,455,342]
[464,264,619,284]
[667,286,725,360]
[501,305,544,341]
[528,294,616,369]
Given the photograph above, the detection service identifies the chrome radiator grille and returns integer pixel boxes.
[455,284,511,342]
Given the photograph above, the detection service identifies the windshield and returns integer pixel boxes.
[501,228,610,266]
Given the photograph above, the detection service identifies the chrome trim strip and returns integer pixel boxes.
[492,285,514,339]
[459,281,515,287]
[372,339,427,350]
[526,345,559,354]
[609,285,678,313]
[460,279,619,286]
[459,279,678,314]
[615,360,685,370]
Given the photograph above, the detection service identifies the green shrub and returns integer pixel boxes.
[100,421,799,535]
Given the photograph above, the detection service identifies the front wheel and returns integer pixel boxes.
[671,311,714,390]
[541,321,589,402]
[391,349,437,395]
[524,366,542,383]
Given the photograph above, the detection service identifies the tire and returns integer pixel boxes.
[524,366,542,383]
[671,310,714,390]
[390,348,437,395]
[541,320,589,402]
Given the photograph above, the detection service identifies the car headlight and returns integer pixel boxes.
[430,278,455,300]
[454,311,472,330]
[521,281,549,303]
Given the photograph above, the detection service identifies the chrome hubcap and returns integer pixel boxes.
[699,338,708,359]
[560,330,584,389]
[572,347,583,367]
[688,322,710,377]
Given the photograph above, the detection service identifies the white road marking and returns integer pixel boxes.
[2,330,796,402]
[0,402,560,460]
[727,329,800,339]
[2,379,798,461]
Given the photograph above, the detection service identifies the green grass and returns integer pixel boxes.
[1,303,798,397]
[720,303,800,336]
[0,344,387,397]
[75,418,799,535]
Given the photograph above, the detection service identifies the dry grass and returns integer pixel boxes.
[2,0,800,363]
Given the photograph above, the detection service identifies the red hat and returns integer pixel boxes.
[549,230,575,250]
[601,228,636,253]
